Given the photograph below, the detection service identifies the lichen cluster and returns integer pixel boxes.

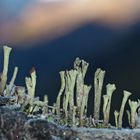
[0,46,140,129]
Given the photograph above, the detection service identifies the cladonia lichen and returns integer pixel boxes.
[0,46,139,129]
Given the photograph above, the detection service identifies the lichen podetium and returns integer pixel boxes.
[0,46,140,129]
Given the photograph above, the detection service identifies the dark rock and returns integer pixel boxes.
[1,107,140,140]
[0,107,27,140]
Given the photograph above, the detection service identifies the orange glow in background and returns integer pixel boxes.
[0,0,140,46]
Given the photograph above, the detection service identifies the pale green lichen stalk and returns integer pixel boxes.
[118,90,132,128]
[80,84,91,125]
[103,84,116,125]
[114,110,119,127]
[25,68,37,113]
[43,95,49,115]
[94,68,105,121]
[5,66,18,96]
[0,46,12,95]
[74,58,89,114]
[128,99,140,128]
[103,95,109,125]
[56,71,65,116]
[63,69,77,118]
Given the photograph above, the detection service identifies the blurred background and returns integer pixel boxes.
[0,0,140,126]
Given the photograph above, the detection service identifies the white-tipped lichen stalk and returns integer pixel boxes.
[0,46,12,94]
[118,90,132,128]
[114,110,119,127]
[103,84,116,125]
[94,68,105,121]
[56,71,65,116]
[128,100,140,128]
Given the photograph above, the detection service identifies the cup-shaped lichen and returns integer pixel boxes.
[63,70,77,117]
[103,84,116,125]
[128,100,140,128]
